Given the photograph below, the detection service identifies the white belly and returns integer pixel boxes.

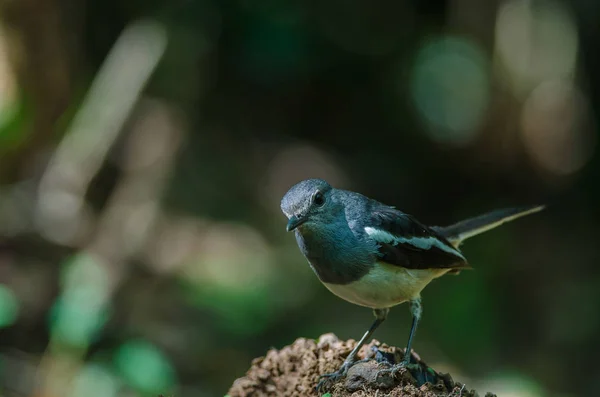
[323,262,449,309]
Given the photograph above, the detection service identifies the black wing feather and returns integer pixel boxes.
[367,208,470,270]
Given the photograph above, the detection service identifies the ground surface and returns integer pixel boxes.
[228,334,496,397]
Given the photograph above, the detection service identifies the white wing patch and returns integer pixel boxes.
[364,226,465,259]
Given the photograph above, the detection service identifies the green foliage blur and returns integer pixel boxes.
[0,1,599,396]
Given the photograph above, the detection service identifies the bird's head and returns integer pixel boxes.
[280,179,338,232]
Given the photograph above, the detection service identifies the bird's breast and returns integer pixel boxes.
[323,262,449,309]
[295,228,373,285]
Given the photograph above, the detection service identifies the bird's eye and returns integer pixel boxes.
[313,191,325,207]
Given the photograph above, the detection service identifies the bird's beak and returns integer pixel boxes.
[286,215,306,231]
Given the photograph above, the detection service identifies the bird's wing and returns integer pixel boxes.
[364,208,470,270]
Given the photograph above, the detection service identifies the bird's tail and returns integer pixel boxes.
[433,205,544,248]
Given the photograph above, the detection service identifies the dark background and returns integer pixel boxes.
[0,0,598,396]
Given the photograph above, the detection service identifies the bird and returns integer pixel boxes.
[280,178,543,387]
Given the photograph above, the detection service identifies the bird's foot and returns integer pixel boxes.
[375,360,420,380]
[316,359,363,392]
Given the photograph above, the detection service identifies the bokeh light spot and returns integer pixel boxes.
[495,0,578,95]
[484,371,545,397]
[410,36,490,145]
[114,340,175,394]
[69,364,120,397]
[521,80,595,176]
[49,253,111,346]
[180,222,274,335]
[0,285,19,328]
[35,189,91,246]
[182,222,272,291]
[60,253,109,292]
[49,288,109,347]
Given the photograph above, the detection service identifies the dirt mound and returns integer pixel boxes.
[228,333,496,397]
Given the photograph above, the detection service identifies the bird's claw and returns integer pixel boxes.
[315,360,354,392]
[375,360,420,380]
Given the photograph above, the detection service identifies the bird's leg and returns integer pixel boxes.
[377,297,422,378]
[316,308,388,391]
[402,297,421,365]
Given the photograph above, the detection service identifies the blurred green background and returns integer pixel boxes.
[0,0,598,396]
